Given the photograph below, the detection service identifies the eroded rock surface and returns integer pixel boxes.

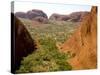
[60,6,97,69]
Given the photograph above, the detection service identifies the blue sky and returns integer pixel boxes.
[14,2,92,17]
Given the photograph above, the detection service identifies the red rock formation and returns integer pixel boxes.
[49,12,88,22]
[49,13,70,21]
[27,9,48,20]
[33,16,48,23]
[69,12,89,22]
[60,6,97,69]
[15,12,27,18]
[11,13,37,72]
[15,9,48,23]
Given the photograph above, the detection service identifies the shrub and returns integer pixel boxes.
[16,37,72,73]
[16,19,78,73]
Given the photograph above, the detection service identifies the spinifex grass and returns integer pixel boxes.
[16,18,78,73]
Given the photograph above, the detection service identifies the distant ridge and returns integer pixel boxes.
[49,11,88,22]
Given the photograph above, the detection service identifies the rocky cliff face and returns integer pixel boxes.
[49,12,88,22]
[60,6,97,69]
[12,13,37,71]
[15,9,48,23]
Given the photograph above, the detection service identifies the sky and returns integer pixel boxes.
[14,1,92,17]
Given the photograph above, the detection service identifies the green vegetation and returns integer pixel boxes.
[16,18,78,73]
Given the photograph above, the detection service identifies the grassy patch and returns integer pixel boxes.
[16,18,78,73]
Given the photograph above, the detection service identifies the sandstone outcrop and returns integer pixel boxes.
[11,13,37,71]
[49,12,88,22]
[15,9,48,23]
[60,6,97,69]
[15,12,27,18]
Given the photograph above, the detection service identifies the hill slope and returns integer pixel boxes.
[60,6,97,69]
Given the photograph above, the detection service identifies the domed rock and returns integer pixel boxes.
[49,13,70,21]
[15,9,48,23]
[49,12,88,22]
[15,12,27,18]
[69,12,89,22]
[27,9,48,20]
